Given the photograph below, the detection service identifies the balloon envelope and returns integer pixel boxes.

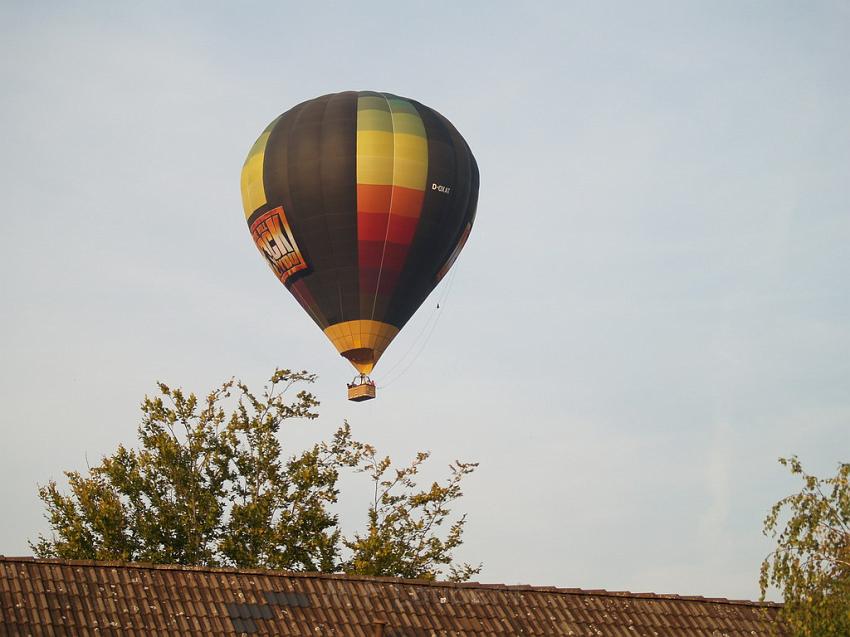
[241,91,478,375]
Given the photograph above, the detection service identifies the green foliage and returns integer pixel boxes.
[342,445,481,581]
[32,370,479,581]
[760,456,850,637]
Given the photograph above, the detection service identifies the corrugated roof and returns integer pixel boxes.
[0,556,787,636]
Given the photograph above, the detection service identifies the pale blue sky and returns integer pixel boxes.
[2,1,849,601]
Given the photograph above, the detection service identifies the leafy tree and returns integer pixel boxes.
[32,370,479,581]
[343,445,479,581]
[760,456,850,637]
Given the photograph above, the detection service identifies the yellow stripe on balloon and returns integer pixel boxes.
[390,133,428,190]
[323,319,400,374]
[240,118,279,219]
[356,129,394,185]
[356,96,428,192]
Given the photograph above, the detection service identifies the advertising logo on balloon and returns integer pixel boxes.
[250,207,309,285]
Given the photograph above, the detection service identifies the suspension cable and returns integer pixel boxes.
[377,266,459,389]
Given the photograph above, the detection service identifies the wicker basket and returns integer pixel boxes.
[347,383,376,402]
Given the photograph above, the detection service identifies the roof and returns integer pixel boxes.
[0,556,787,636]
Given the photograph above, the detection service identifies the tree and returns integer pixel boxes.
[32,369,480,581]
[342,445,479,581]
[760,456,850,637]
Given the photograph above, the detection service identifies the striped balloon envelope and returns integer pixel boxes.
[240,91,478,398]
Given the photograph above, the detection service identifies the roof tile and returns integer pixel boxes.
[0,557,787,636]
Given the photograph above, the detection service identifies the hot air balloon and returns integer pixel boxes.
[240,91,478,401]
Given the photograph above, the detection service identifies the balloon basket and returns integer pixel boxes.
[347,375,376,402]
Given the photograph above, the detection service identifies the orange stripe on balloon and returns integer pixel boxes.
[357,184,393,214]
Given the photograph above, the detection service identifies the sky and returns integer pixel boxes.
[1,1,849,602]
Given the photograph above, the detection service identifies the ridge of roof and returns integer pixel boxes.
[0,554,781,609]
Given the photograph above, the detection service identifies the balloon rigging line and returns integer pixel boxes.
[375,297,440,380]
[377,265,459,389]
[370,93,397,322]
[377,313,440,389]
[376,265,457,381]
[378,268,457,389]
